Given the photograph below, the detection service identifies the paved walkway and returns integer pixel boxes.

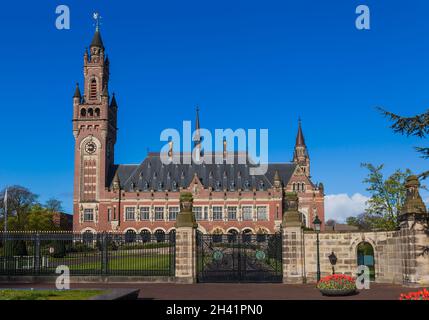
[0,282,421,300]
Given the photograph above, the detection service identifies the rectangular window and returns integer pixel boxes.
[257,206,268,221]
[125,207,135,221]
[169,207,179,221]
[155,207,164,221]
[193,206,203,220]
[113,207,116,220]
[140,207,150,221]
[107,208,111,221]
[213,206,223,221]
[83,208,94,222]
[204,207,209,220]
[242,206,253,221]
[227,207,237,220]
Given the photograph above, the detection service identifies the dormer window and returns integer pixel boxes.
[215,181,221,191]
[230,181,235,191]
[244,180,250,190]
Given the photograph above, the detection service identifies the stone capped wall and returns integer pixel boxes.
[284,228,429,286]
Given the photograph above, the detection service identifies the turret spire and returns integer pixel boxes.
[73,83,81,98]
[293,119,310,176]
[194,106,201,147]
[110,92,118,107]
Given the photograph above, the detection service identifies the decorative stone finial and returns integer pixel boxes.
[175,192,197,228]
[274,170,281,188]
[282,193,303,227]
[399,175,427,228]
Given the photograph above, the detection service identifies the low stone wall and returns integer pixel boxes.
[283,228,429,287]
[0,276,176,284]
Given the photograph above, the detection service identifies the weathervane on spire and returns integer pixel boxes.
[93,12,102,31]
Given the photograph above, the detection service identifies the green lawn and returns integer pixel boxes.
[70,255,172,271]
[0,289,105,300]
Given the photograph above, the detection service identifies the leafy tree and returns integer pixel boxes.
[346,214,372,231]
[0,186,38,230]
[45,198,63,213]
[378,107,429,179]
[354,163,411,231]
[25,205,58,231]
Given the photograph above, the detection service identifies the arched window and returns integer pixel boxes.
[227,229,238,243]
[301,183,305,192]
[155,229,165,243]
[242,229,252,243]
[212,228,223,243]
[90,79,97,100]
[125,230,136,243]
[94,108,100,117]
[140,230,151,243]
[88,108,94,117]
[256,229,267,242]
[80,108,86,117]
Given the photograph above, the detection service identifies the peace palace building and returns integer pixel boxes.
[72,28,325,236]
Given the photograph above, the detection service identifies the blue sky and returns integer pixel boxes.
[0,0,428,219]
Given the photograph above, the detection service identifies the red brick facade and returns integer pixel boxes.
[72,29,325,235]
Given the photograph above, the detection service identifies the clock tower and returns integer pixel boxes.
[72,25,118,226]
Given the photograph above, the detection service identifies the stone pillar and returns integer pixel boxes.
[175,192,198,283]
[398,175,429,286]
[281,193,305,284]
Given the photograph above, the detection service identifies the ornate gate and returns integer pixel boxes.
[196,232,282,283]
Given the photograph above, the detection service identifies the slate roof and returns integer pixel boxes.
[109,153,296,192]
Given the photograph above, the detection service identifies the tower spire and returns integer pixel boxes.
[293,118,310,176]
[194,106,201,147]
[296,118,305,146]
[90,12,104,49]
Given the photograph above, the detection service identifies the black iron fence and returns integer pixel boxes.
[0,231,175,277]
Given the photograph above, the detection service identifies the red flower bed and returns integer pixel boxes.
[399,288,429,300]
[317,274,356,290]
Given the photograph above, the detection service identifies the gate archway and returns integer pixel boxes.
[196,232,282,283]
[357,241,375,280]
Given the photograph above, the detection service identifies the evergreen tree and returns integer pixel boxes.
[378,107,429,179]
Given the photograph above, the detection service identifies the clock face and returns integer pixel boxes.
[85,141,97,154]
